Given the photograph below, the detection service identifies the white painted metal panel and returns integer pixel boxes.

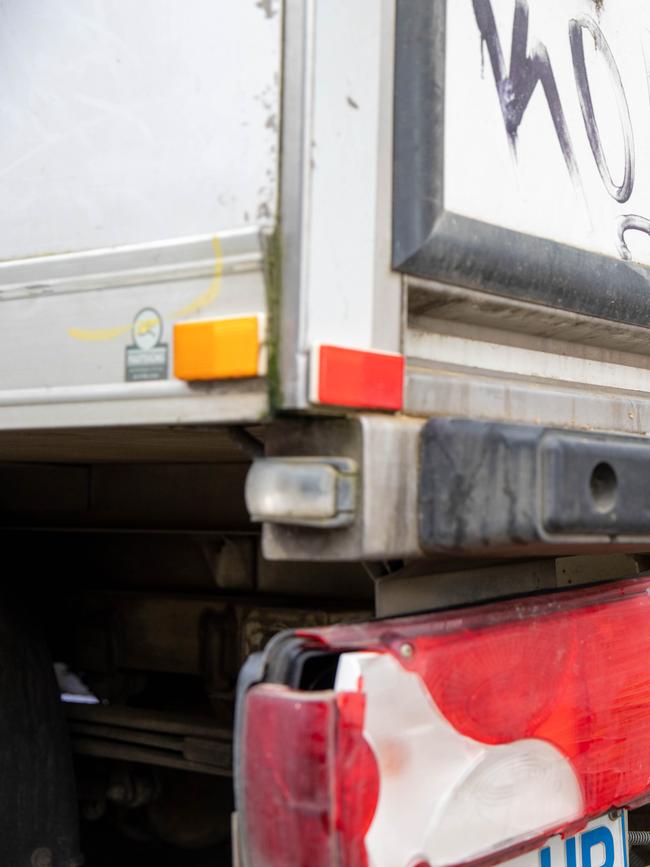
[394,0,650,334]
[0,229,270,427]
[279,0,401,408]
[305,0,400,351]
[0,0,280,258]
[445,0,650,264]
[0,379,268,431]
[0,229,265,389]
[0,1,277,428]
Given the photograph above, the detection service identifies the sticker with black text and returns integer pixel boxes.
[125,308,168,381]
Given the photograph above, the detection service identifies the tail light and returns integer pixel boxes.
[235,576,650,867]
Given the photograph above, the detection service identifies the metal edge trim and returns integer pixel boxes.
[0,227,264,300]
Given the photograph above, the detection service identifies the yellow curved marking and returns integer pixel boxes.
[172,236,222,318]
[67,323,131,342]
[67,236,223,342]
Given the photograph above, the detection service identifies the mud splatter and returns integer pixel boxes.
[256,0,277,19]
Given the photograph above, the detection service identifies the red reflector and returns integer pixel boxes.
[241,686,379,867]
[241,689,335,867]
[237,577,650,867]
[312,345,404,410]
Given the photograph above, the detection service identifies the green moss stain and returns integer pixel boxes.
[263,223,283,412]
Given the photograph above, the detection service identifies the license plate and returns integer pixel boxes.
[506,813,628,867]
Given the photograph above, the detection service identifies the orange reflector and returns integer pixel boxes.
[311,345,404,410]
[173,315,265,381]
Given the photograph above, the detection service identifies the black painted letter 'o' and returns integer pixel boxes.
[570,16,635,203]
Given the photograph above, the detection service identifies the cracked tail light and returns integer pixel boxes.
[236,577,650,867]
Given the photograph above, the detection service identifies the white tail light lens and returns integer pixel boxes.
[334,652,581,867]
[237,576,650,867]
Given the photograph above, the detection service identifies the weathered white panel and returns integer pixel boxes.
[446,0,650,264]
[302,0,400,354]
[0,229,265,390]
[406,328,650,393]
[0,0,280,258]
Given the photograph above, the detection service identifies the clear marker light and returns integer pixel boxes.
[245,457,357,528]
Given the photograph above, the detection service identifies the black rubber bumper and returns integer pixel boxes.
[419,419,650,555]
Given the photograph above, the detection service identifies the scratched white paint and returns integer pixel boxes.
[407,328,650,394]
[0,0,280,258]
[446,0,650,265]
[303,0,401,354]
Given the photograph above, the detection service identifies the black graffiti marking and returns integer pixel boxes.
[472,0,580,182]
[570,16,635,203]
[616,215,650,260]
[472,2,649,264]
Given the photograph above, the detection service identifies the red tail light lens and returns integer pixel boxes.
[241,689,335,867]
[240,687,379,867]
[237,577,650,867]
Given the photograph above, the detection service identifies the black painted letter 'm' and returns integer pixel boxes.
[570,16,635,204]
[473,0,579,182]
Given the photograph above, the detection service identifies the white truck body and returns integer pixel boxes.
[4,0,650,437]
[0,0,278,427]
